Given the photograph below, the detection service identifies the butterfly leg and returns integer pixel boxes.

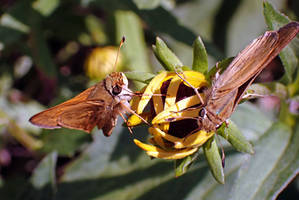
[118,111,133,135]
[120,102,151,126]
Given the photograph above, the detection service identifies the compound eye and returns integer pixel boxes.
[199,108,206,118]
[112,85,122,95]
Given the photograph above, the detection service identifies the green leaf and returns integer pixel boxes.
[218,120,254,154]
[263,1,299,84]
[20,152,57,200]
[231,103,272,141]
[4,0,42,27]
[192,36,208,74]
[230,122,292,200]
[30,152,57,190]
[32,0,60,17]
[134,5,224,60]
[153,37,183,71]
[85,15,107,44]
[185,153,245,200]
[115,10,151,73]
[203,136,225,184]
[175,153,199,177]
[60,125,124,182]
[39,129,91,157]
[124,71,155,84]
[258,122,299,199]
[29,27,57,77]
[133,0,161,10]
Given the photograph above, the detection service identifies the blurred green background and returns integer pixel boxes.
[0,0,298,200]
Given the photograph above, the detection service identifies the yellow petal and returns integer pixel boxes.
[127,112,151,127]
[148,135,168,149]
[164,75,181,109]
[149,126,181,143]
[134,139,198,159]
[152,95,202,124]
[149,126,214,149]
[152,88,164,114]
[137,71,174,114]
[175,130,214,149]
[130,87,146,111]
[180,71,207,88]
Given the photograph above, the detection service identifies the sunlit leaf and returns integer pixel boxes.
[230,122,292,200]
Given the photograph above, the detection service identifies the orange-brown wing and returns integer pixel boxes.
[30,100,107,133]
[57,101,107,133]
[29,85,100,131]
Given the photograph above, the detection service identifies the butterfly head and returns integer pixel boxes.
[105,72,132,102]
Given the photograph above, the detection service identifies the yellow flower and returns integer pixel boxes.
[129,71,214,159]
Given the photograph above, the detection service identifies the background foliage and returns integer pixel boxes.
[0,0,298,199]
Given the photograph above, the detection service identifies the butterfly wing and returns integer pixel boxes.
[208,22,299,113]
[56,101,107,133]
[29,82,115,133]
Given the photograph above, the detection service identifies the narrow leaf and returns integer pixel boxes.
[115,10,151,73]
[203,136,225,184]
[153,37,183,71]
[192,36,208,73]
[218,120,254,154]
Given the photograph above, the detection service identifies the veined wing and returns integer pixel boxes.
[212,22,299,100]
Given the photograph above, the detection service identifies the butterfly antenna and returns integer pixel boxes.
[174,68,205,105]
[114,36,125,72]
